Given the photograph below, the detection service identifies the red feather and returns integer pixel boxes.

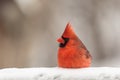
[57,23,92,68]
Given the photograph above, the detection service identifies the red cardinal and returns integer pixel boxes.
[57,23,91,68]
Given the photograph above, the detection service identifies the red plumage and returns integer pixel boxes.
[57,23,92,68]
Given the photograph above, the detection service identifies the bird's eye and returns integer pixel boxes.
[62,36,69,41]
[59,36,69,47]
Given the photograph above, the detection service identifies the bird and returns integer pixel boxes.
[57,23,92,68]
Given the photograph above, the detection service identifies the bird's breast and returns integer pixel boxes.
[58,47,91,68]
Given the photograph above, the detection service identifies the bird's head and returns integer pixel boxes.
[57,23,78,48]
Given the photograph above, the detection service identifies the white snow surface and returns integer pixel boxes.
[0,67,120,80]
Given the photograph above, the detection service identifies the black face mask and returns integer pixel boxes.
[59,36,69,48]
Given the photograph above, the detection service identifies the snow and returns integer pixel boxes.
[0,67,120,80]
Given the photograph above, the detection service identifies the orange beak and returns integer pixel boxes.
[57,38,64,44]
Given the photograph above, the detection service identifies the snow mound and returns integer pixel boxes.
[0,67,120,80]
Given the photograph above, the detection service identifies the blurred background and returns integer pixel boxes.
[0,0,120,68]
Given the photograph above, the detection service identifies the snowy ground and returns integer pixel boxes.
[0,67,120,80]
